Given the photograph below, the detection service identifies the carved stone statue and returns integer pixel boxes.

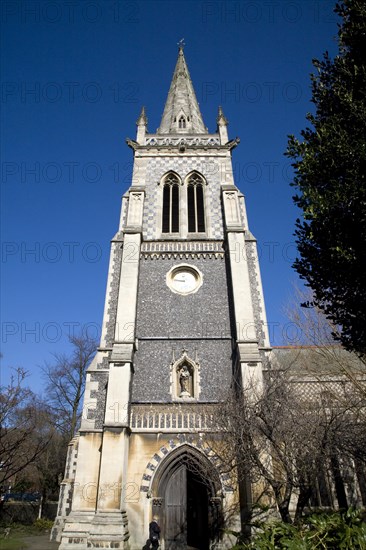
[179,365,191,397]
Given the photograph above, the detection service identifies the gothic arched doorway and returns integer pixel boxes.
[152,445,223,550]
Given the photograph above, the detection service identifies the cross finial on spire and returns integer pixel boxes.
[177,38,185,50]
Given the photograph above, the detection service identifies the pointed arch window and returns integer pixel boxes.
[187,173,206,233]
[179,116,186,129]
[162,173,180,233]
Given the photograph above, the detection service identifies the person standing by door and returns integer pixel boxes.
[149,516,160,549]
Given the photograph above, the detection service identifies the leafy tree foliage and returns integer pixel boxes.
[286,0,366,356]
[231,508,366,549]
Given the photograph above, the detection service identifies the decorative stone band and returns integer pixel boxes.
[145,137,221,146]
[140,240,225,260]
[130,403,217,432]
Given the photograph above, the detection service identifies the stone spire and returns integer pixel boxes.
[157,45,207,134]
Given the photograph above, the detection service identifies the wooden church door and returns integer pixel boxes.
[165,465,187,548]
[163,464,210,550]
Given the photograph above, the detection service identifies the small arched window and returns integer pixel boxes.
[187,173,205,233]
[179,116,186,129]
[162,173,180,233]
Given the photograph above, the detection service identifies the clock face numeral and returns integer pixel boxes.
[166,265,203,295]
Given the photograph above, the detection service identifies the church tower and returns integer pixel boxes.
[53,46,271,550]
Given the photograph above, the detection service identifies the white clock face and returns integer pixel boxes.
[166,265,203,295]
[172,270,197,293]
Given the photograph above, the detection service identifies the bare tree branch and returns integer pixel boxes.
[42,334,96,439]
[0,368,52,487]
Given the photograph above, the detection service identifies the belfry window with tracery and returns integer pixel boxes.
[160,171,207,235]
[187,173,205,233]
[162,173,180,233]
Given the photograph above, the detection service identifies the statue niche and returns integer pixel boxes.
[178,364,192,397]
[170,351,200,400]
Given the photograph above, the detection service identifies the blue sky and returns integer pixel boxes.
[1,0,340,392]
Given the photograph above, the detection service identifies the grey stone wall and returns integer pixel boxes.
[88,372,108,429]
[246,240,266,347]
[132,255,234,402]
[136,256,231,339]
[132,338,233,402]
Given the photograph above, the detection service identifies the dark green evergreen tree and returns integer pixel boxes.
[286,0,366,356]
